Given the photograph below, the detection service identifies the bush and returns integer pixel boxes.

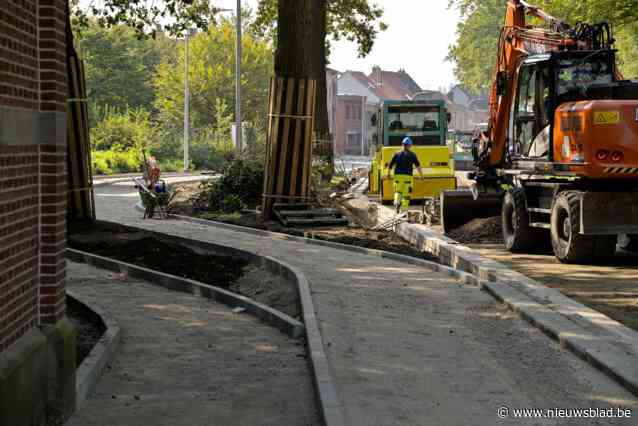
[91,108,159,153]
[196,157,264,213]
[92,149,142,175]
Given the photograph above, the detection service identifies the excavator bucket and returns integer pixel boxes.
[440,190,502,235]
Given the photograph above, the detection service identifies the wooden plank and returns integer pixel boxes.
[262,77,277,211]
[290,78,306,196]
[301,79,316,197]
[263,77,285,217]
[67,57,83,217]
[275,78,297,200]
[285,217,349,226]
[277,209,343,218]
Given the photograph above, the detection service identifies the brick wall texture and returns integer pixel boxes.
[0,0,68,352]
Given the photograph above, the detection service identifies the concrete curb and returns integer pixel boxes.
[93,173,213,188]
[378,205,638,397]
[66,290,121,408]
[67,235,345,426]
[167,212,479,285]
[66,248,304,340]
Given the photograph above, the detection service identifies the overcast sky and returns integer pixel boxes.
[214,0,461,91]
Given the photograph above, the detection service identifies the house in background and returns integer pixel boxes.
[332,67,489,157]
[334,67,423,157]
[412,88,489,133]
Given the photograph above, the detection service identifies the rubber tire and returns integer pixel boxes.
[550,191,617,263]
[618,234,638,252]
[502,188,536,252]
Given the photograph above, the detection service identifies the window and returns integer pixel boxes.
[386,105,442,146]
[513,62,551,158]
[346,132,363,155]
[345,105,351,119]
[557,59,613,97]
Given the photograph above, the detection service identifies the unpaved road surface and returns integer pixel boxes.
[471,244,638,332]
[91,182,638,425]
[66,261,319,426]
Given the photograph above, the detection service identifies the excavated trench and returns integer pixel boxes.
[67,222,302,319]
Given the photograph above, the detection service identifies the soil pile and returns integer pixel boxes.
[447,216,503,245]
[69,232,248,287]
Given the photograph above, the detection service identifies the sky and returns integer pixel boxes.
[80,0,462,90]
[214,0,461,91]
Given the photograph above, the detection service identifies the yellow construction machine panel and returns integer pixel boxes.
[369,157,380,194]
[375,146,456,201]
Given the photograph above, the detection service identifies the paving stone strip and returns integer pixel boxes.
[88,183,638,425]
[66,261,319,426]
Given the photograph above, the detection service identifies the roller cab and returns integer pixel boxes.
[368,100,456,204]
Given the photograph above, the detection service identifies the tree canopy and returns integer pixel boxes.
[448,0,638,93]
[253,0,386,57]
[72,0,386,57]
[153,19,273,133]
[78,22,175,115]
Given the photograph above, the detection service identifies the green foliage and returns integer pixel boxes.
[448,0,638,92]
[189,99,236,171]
[253,0,387,57]
[91,108,158,152]
[153,19,273,135]
[78,22,176,116]
[71,0,217,37]
[91,149,142,175]
[196,158,265,213]
[447,0,505,94]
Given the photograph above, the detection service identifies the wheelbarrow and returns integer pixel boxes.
[133,177,176,219]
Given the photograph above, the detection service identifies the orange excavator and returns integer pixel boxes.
[441,0,638,262]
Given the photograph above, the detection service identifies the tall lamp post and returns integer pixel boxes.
[235,0,242,153]
[183,30,191,172]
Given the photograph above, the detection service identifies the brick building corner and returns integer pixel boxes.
[0,1,76,425]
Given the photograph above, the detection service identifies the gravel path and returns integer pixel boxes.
[92,182,638,425]
[65,261,319,426]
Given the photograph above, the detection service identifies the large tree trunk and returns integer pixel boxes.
[276,0,328,136]
[262,0,328,218]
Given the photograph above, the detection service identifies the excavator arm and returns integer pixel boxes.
[480,0,570,170]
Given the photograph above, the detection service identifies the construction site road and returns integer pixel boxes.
[93,181,638,425]
[470,245,638,331]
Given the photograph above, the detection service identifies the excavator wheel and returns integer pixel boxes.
[619,234,638,252]
[551,191,617,263]
[502,188,537,252]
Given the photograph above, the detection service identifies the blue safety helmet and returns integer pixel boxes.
[402,137,413,146]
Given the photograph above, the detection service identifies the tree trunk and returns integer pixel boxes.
[262,0,327,218]
[276,0,328,136]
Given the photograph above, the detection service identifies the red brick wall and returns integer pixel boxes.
[0,146,40,351]
[0,0,68,351]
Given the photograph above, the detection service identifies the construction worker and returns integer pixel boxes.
[386,137,423,213]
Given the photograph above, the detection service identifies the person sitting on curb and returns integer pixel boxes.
[386,137,423,213]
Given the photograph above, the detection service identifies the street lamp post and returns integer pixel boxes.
[235,0,242,153]
[183,30,191,172]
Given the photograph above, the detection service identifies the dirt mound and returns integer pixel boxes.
[69,232,248,287]
[447,216,503,245]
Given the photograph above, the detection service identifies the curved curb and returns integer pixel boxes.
[66,248,304,340]
[66,290,121,408]
[67,240,345,426]
[167,212,479,286]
